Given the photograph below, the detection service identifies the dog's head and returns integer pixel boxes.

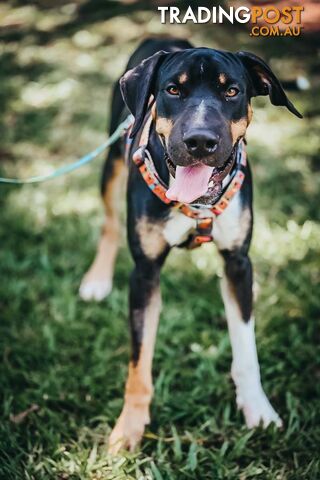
[120,47,302,204]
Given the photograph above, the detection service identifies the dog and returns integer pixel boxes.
[79,38,302,454]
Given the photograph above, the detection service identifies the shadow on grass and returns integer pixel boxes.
[0,50,58,149]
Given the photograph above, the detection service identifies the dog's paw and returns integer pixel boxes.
[79,277,112,302]
[237,389,282,429]
[108,406,149,455]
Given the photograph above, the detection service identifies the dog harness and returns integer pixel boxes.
[126,114,247,249]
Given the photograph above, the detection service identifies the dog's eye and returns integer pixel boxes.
[166,85,180,96]
[225,87,239,98]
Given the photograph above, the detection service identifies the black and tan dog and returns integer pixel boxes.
[79,38,302,453]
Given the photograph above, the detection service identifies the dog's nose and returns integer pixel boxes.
[183,130,218,157]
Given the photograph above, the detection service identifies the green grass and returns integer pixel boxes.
[0,4,320,479]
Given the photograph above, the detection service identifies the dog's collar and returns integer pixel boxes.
[127,114,247,248]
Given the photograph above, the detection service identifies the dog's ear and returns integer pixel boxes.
[237,51,302,118]
[120,50,168,137]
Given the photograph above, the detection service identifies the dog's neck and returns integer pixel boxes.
[147,123,171,184]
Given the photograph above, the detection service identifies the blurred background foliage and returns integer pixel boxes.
[0,1,319,479]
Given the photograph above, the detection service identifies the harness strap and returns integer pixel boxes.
[187,217,213,249]
[129,114,247,248]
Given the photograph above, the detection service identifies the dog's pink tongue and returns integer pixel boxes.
[166,164,214,203]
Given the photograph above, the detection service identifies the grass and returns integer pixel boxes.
[0,3,320,479]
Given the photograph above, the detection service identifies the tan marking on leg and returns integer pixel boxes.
[136,216,167,260]
[230,118,248,144]
[102,159,126,216]
[108,289,161,454]
[155,117,173,146]
[219,73,227,84]
[178,72,188,84]
[79,158,126,301]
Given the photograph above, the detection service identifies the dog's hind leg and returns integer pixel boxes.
[80,77,128,302]
[79,152,126,301]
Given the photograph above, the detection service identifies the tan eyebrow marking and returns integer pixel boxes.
[178,72,188,84]
[219,73,227,84]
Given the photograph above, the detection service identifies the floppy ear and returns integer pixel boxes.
[120,50,168,137]
[237,51,302,118]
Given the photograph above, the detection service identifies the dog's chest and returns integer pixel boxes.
[163,210,196,246]
[162,193,243,249]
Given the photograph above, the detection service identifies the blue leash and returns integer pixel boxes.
[0,115,133,185]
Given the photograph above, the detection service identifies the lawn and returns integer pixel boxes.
[0,3,319,479]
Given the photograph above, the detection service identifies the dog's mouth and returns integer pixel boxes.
[165,145,237,204]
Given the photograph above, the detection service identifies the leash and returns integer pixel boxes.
[131,113,246,249]
[0,115,133,185]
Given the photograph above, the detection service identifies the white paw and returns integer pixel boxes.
[237,388,282,429]
[79,278,112,302]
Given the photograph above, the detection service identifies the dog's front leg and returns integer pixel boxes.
[108,215,169,454]
[213,179,282,429]
[220,247,282,429]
